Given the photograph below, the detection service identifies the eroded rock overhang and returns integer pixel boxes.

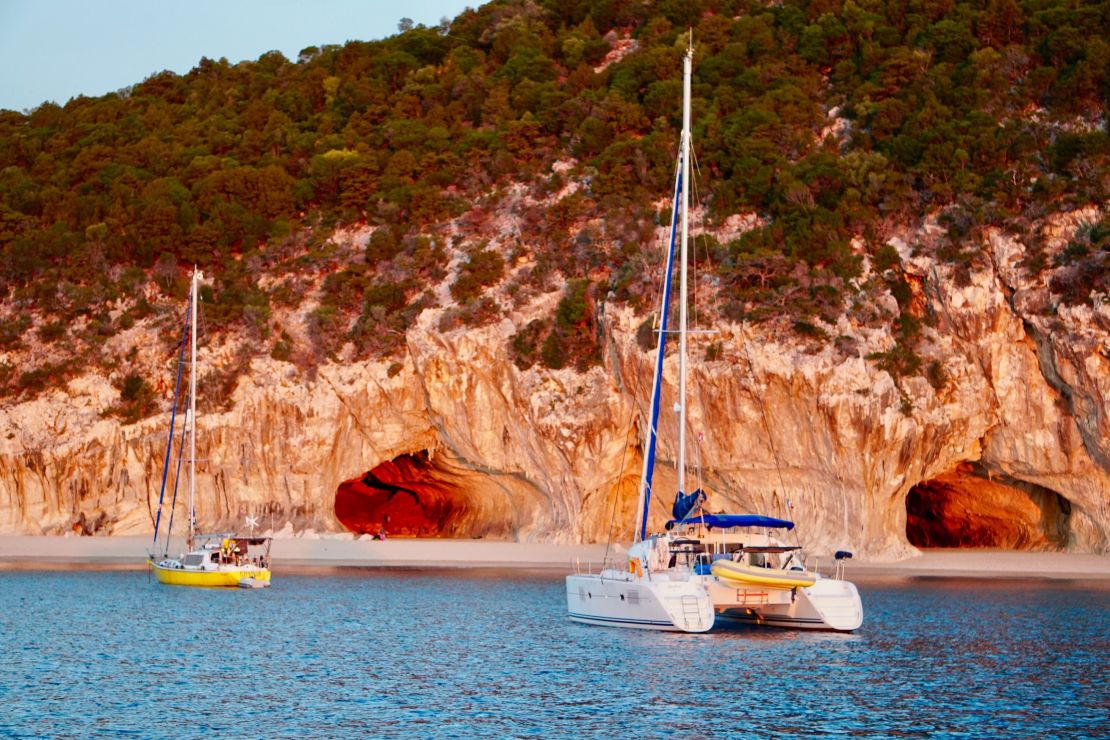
[334,449,541,539]
[906,462,1072,550]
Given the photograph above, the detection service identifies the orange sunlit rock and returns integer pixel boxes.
[906,463,1069,550]
[334,451,468,537]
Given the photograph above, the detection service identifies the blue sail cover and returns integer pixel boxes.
[668,514,795,530]
[671,488,705,521]
[637,162,683,542]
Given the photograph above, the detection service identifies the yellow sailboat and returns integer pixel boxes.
[147,268,272,588]
[150,533,272,588]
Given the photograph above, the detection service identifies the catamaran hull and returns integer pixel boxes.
[715,578,863,631]
[150,561,271,588]
[566,573,714,632]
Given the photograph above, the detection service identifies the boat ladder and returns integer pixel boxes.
[736,589,770,605]
[680,594,706,630]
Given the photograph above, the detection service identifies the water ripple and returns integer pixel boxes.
[0,571,1106,738]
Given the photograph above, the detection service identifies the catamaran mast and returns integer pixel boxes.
[188,268,199,549]
[632,39,693,542]
[677,41,692,498]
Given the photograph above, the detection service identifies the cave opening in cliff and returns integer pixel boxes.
[335,451,482,538]
[905,462,1071,550]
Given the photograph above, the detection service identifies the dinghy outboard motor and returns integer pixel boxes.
[834,550,853,579]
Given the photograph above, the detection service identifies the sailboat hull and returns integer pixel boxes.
[150,560,271,588]
[566,573,714,632]
[714,578,863,631]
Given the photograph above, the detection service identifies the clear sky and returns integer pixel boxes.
[0,0,476,112]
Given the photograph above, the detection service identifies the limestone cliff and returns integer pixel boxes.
[0,211,1107,558]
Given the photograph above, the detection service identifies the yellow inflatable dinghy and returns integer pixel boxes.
[711,559,817,589]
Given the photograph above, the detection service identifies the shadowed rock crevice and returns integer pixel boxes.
[334,451,501,538]
[906,462,1071,550]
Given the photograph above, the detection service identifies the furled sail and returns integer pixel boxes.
[635,160,683,542]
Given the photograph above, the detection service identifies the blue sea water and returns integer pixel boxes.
[0,570,1106,739]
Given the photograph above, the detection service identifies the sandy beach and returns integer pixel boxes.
[0,535,1107,580]
[0,535,613,572]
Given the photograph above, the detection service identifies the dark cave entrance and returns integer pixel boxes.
[905,462,1071,550]
[335,451,473,538]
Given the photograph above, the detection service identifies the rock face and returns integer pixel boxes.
[906,462,1071,549]
[0,214,1107,558]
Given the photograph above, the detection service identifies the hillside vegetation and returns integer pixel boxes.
[0,0,1107,409]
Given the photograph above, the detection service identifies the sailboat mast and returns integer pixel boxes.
[188,268,199,549]
[632,38,693,542]
[677,42,692,497]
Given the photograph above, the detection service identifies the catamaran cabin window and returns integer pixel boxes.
[210,552,220,562]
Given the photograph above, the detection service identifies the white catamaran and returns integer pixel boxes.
[147,268,272,588]
[566,40,862,633]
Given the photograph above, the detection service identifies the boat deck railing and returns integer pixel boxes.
[571,555,852,583]
[570,557,636,578]
[808,556,851,581]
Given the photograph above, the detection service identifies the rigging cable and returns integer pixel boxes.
[737,323,805,551]
[163,399,190,557]
[151,302,191,553]
[605,170,680,562]
[636,152,684,542]
[684,143,715,524]
[689,143,704,331]
[602,412,640,569]
[689,144,719,297]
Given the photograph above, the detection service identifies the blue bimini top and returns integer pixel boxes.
[667,514,795,530]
